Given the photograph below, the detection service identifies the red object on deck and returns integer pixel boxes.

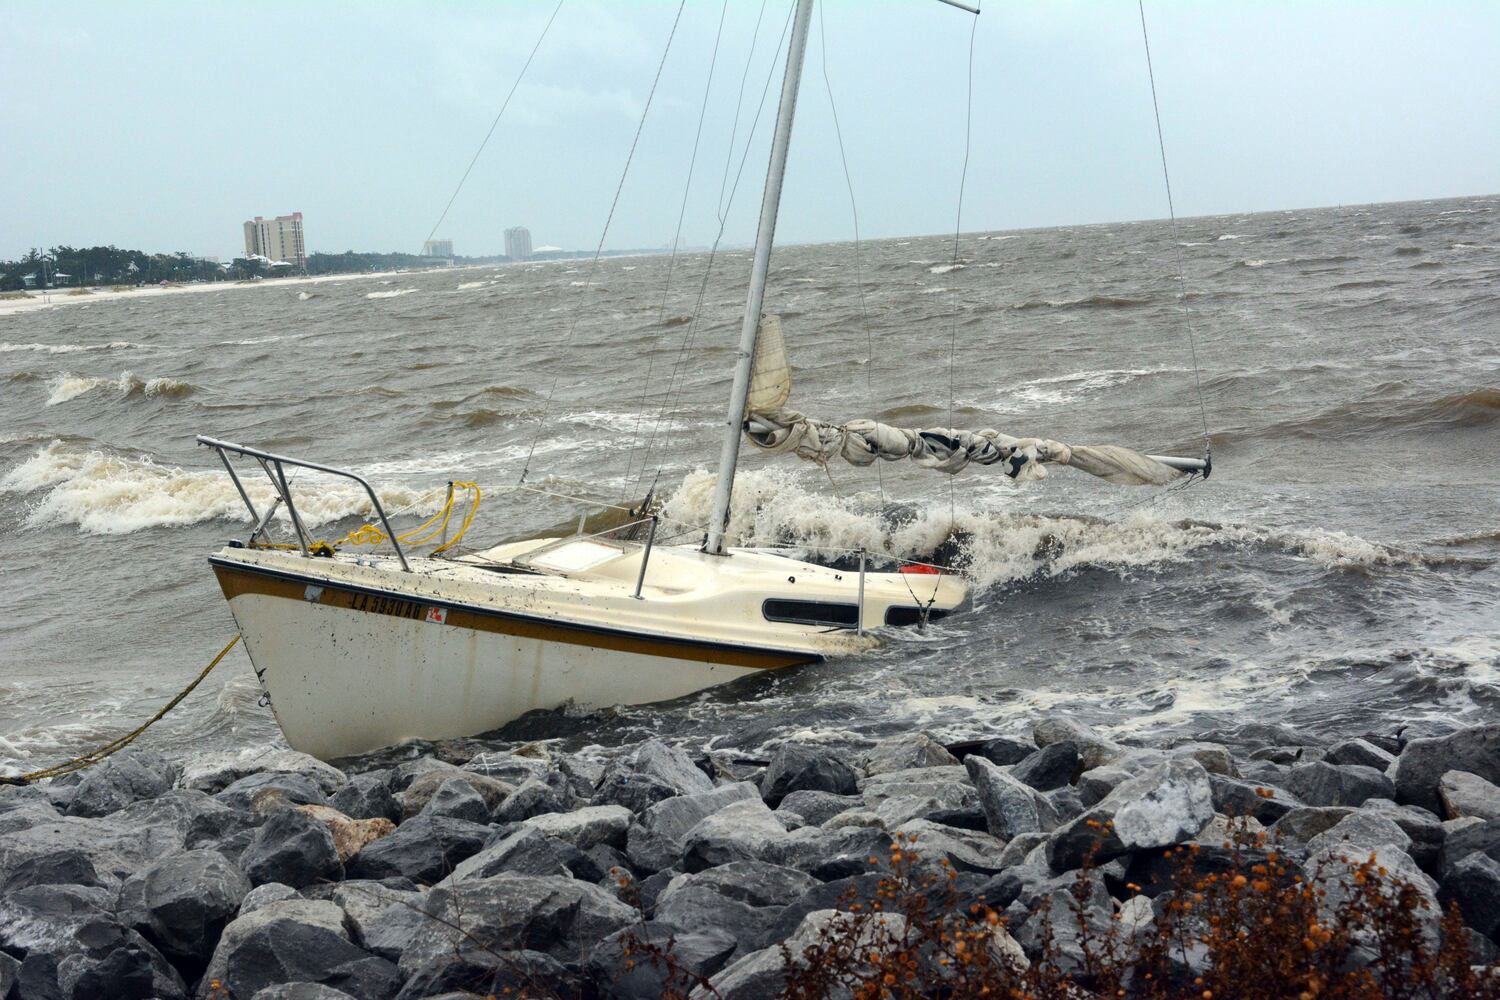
[899,563,941,575]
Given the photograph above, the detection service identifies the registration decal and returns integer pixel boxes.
[425,607,448,625]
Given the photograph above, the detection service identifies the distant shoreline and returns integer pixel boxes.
[0,265,502,319]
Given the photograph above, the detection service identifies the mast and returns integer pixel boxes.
[704,0,816,556]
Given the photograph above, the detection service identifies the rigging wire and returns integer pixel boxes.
[717,0,773,224]
[817,1,884,504]
[520,0,689,484]
[622,0,733,497]
[633,0,798,495]
[1137,0,1212,459]
[944,10,979,521]
[422,0,566,249]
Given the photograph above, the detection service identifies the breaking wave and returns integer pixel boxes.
[1011,294,1150,311]
[1004,367,1187,407]
[366,288,417,299]
[0,441,443,535]
[45,372,196,406]
[1,341,140,355]
[659,469,1459,590]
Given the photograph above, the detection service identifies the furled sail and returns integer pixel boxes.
[741,315,1195,486]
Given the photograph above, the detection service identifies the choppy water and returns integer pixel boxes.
[2,195,1497,770]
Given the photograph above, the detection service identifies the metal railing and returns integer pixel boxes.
[196,435,411,572]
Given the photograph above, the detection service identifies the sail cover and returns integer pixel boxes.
[741,315,1187,486]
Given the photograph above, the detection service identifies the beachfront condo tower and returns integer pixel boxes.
[504,226,532,261]
[243,212,306,269]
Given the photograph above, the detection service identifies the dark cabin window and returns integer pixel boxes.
[762,599,859,628]
[884,606,951,628]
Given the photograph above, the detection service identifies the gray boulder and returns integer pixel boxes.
[65,748,178,818]
[0,883,188,999]
[178,749,346,797]
[324,880,423,954]
[1011,870,1112,973]
[1440,819,1500,876]
[120,849,250,967]
[1048,758,1213,871]
[769,825,890,881]
[345,813,489,884]
[0,808,182,892]
[240,808,342,888]
[1270,806,1355,847]
[1283,761,1394,808]
[329,773,401,824]
[861,732,959,775]
[1033,716,1122,770]
[251,986,356,1000]
[357,891,435,964]
[1011,742,1080,792]
[420,777,491,824]
[461,750,552,787]
[860,765,976,815]
[1326,738,1396,772]
[395,949,578,1000]
[1439,770,1500,823]
[216,772,328,813]
[589,923,737,1000]
[895,819,1008,874]
[656,861,818,956]
[400,771,510,819]
[1361,799,1445,871]
[760,744,858,805]
[2,848,103,892]
[949,736,1034,767]
[1304,811,1413,858]
[1208,774,1298,823]
[240,883,300,914]
[682,798,788,872]
[1441,851,1500,939]
[397,874,635,975]
[965,756,1041,840]
[702,908,905,1000]
[596,740,714,814]
[638,782,760,849]
[492,777,567,823]
[1172,742,1238,778]
[200,897,370,1000]
[1392,724,1500,815]
[444,826,571,883]
[522,803,632,850]
[774,790,861,826]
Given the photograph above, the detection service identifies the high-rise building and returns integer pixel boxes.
[504,227,532,261]
[243,212,306,268]
[422,239,454,258]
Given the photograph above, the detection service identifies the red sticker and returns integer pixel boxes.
[425,607,448,625]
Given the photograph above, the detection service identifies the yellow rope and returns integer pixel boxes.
[0,634,243,787]
[249,481,482,558]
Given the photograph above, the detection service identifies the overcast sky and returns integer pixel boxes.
[3,1,1497,260]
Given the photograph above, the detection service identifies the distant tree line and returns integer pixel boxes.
[1,244,667,292]
[0,246,235,291]
[304,251,508,275]
[0,246,520,292]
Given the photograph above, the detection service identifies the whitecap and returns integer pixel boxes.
[366,288,418,299]
[0,440,445,535]
[1,341,140,355]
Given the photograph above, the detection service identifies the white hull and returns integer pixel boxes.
[212,539,965,759]
[227,590,759,761]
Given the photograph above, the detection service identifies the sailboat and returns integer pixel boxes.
[199,0,1207,761]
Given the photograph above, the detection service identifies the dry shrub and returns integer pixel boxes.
[777,824,1500,1000]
